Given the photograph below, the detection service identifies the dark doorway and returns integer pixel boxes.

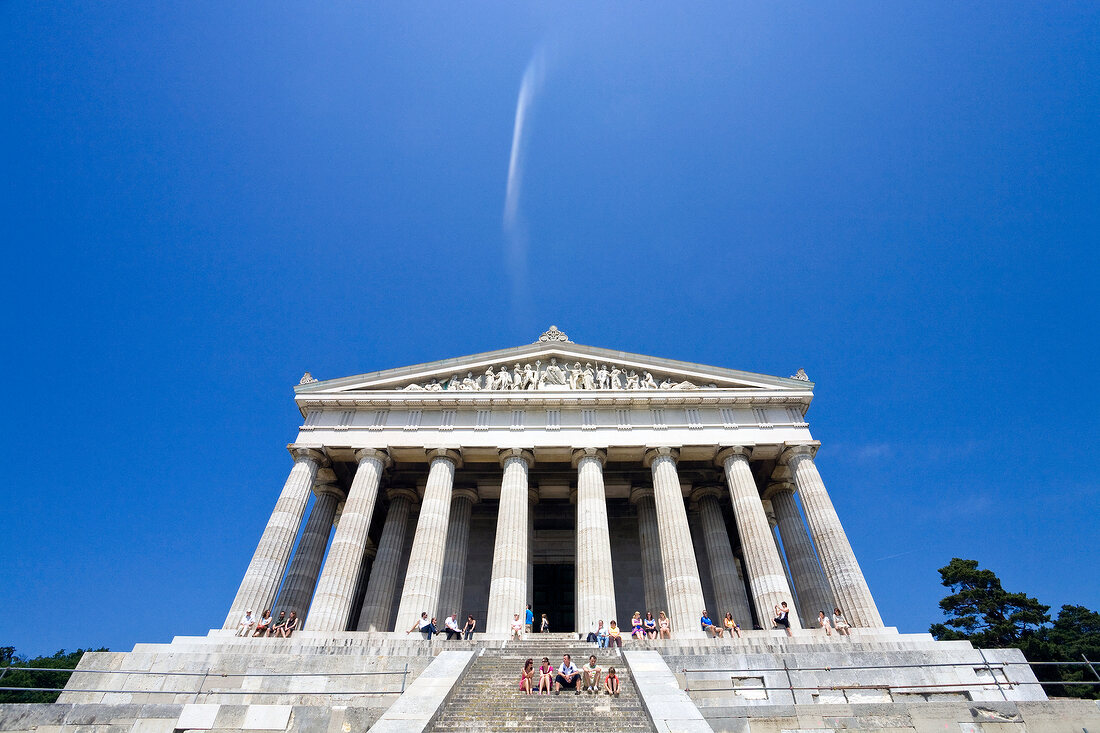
[532,564,574,633]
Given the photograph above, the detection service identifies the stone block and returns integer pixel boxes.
[129,720,177,733]
[176,702,220,729]
[242,704,293,730]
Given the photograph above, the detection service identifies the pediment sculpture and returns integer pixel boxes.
[400,357,712,392]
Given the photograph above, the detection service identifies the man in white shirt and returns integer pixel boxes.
[406,612,433,640]
[555,654,580,695]
[510,613,524,640]
[235,610,255,637]
[444,613,461,640]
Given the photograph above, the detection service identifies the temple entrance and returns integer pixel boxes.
[532,563,574,633]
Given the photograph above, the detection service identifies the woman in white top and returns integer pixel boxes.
[817,610,832,636]
[832,608,850,636]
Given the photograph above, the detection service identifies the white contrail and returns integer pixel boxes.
[502,49,547,322]
[504,50,546,232]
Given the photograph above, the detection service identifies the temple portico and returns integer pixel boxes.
[222,328,882,637]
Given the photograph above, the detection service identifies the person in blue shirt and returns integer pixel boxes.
[700,609,723,637]
[525,604,534,633]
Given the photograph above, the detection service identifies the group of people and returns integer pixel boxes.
[235,609,299,638]
[699,604,852,638]
[520,654,621,697]
[583,611,672,647]
[406,611,477,640]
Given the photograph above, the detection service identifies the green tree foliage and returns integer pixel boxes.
[930,558,1099,700]
[0,647,107,703]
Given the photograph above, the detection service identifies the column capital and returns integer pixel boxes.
[715,445,752,466]
[355,447,392,468]
[426,447,463,468]
[287,444,327,465]
[689,484,725,505]
[313,481,346,501]
[643,446,680,467]
[386,487,420,506]
[363,537,377,560]
[629,485,655,504]
[498,447,535,468]
[761,481,795,501]
[452,487,479,505]
[571,447,607,468]
[778,441,820,465]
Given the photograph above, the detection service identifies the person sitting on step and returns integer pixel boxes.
[595,619,609,648]
[818,610,833,636]
[554,654,580,695]
[700,609,723,637]
[252,610,272,637]
[631,611,645,639]
[235,610,255,637]
[604,666,620,697]
[277,610,300,638]
[269,611,287,637]
[643,611,658,639]
[724,612,742,638]
[538,657,554,695]
[658,611,671,639]
[444,613,461,640]
[407,611,432,640]
[510,612,523,640]
[463,614,477,640]
[607,620,623,648]
[519,658,535,694]
[582,654,603,693]
[773,603,792,637]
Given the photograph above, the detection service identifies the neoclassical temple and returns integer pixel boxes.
[224,327,881,639]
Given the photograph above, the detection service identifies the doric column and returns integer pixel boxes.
[347,538,377,629]
[356,488,418,631]
[395,449,462,633]
[308,448,391,632]
[780,445,883,627]
[276,476,345,619]
[436,488,479,621]
[644,447,706,638]
[765,481,835,625]
[630,487,669,616]
[223,445,325,629]
[716,447,801,630]
[573,448,617,634]
[691,485,754,626]
[486,448,534,634]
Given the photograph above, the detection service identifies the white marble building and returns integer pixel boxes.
[224,326,881,639]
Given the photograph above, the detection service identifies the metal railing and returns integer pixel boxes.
[679,656,1100,701]
[0,664,411,701]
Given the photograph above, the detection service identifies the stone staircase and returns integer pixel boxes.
[427,637,655,732]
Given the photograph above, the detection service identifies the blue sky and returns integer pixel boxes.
[2,2,1097,656]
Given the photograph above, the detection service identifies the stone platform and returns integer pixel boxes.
[1,628,1097,732]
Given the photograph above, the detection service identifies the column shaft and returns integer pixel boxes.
[486,450,533,634]
[574,449,617,634]
[784,449,883,627]
[276,486,342,618]
[436,490,477,621]
[632,489,669,616]
[307,449,389,632]
[356,490,415,631]
[770,486,835,625]
[719,448,801,629]
[695,492,754,626]
[223,447,323,628]
[394,451,460,633]
[647,448,707,638]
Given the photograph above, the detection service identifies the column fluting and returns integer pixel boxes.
[486,448,534,634]
[356,488,418,631]
[766,482,835,626]
[223,445,325,629]
[691,486,754,627]
[276,479,344,619]
[436,488,479,621]
[630,487,669,617]
[307,448,391,632]
[780,445,883,627]
[394,449,461,633]
[573,448,617,634]
[717,447,801,630]
[645,447,707,638]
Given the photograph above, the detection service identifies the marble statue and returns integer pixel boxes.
[568,362,583,390]
[609,366,622,389]
[541,357,568,387]
[641,372,658,389]
[625,370,640,390]
[395,360,704,392]
[512,363,523,389]
[596,364,610,389]
[581,363,596,390]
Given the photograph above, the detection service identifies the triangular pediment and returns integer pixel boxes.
[295,331,812,396]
